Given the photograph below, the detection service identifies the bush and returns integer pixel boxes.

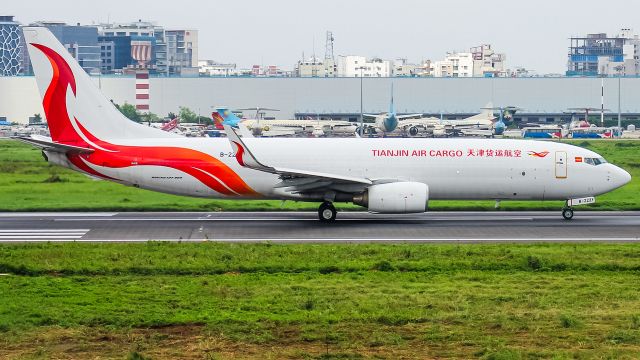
[42,174,67,183]
[559,314,581,328]
[372,260,395,272]
[526,256,542,271]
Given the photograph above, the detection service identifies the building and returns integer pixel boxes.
[32,21,101,74]
[295,56,336,77]
[471,44,507,77]
[392,58,420,77]
[5,76,640,125]
[296,57,325,77]
[198,60,238,77]
[97,21,168,74]
[165,29,198,75]
[0,16,24,76]
[98,35,131,73]
[337,55,392,77]
[566,29,640,76]
[433,52,474,77]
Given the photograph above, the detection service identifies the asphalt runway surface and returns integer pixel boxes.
[0,211,639,242]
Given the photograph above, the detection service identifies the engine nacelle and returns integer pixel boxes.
[43,150,73,169]
[353,182,428,213]
[407,126,420,137]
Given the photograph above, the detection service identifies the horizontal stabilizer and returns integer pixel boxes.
[13,135,94,154]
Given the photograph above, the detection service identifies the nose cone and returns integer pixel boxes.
[611,166,632,189]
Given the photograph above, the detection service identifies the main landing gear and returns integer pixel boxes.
[562,204,574,221]
[318,201,337,222]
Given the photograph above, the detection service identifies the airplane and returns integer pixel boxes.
[359,84,423,135]
[213,107,356,137]
[397,105,518,138]
[15,27,631,222]
[160,117,179,132]
[457,106,520,137]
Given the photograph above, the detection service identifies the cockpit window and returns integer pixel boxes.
[584,157,607,166]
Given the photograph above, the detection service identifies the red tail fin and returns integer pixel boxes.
[212,112,225,130]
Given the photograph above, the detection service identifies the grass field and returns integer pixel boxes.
[0,139,638,211]
[1,242,640,359]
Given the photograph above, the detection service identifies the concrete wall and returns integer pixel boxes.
[1,76,639,124]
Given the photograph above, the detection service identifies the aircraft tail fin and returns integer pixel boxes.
[211,111,225,130]
[215,107,242,127]
[481,102,494,119]
[389,83,395,114]
[23,27,172,147]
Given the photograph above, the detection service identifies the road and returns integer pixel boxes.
[0,211,638,242]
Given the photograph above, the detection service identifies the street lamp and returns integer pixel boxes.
[357,66,366,136]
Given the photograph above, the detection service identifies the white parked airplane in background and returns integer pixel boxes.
[16,27,631,222]
[397,104,500,137]
[213,108,357,137]
[359,86,423,135]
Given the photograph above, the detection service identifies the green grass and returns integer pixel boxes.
[0,139,637,211]
[1,242,640,359]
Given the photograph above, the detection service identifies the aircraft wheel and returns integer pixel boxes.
[562,208,574,220]
[318,202,337,222]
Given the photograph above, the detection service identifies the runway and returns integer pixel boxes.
[0,211,639,242]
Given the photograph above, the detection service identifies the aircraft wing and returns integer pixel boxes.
[397,114,424,120]
[362,114,379,119]
[223,125,372,194]
[13,135,94,154]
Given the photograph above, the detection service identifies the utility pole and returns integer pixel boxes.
[601,77,605,127]
[618,76,622,136]
[360,67,364,136]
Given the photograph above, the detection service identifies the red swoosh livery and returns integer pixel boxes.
[32,43,257,196]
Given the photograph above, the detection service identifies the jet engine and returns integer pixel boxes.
[42,150,73,169]
[407,126,420,137]
[353,182,428,213]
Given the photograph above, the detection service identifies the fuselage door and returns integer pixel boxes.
[555,151,567,179]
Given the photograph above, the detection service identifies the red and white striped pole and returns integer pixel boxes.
[131,40,152,113]
[135,70,149,112]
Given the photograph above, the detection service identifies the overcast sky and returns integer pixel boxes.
[7,0,640,73]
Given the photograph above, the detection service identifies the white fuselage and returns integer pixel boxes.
[241,119,355,135]
[70,137,631,203]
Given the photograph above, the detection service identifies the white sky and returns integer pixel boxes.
[7,0,640,73]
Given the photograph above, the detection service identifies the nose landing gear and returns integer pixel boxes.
[562,205,574,220]
[318,201,337,222]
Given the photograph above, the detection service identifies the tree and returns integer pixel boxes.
[140,112,161,123]
[168,112,177,120]
[114,102,141,123]
[197,115,213,126]
[178,107,198,123]
[32,113,42,123]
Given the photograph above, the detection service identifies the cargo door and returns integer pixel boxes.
[555,151,567,179]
